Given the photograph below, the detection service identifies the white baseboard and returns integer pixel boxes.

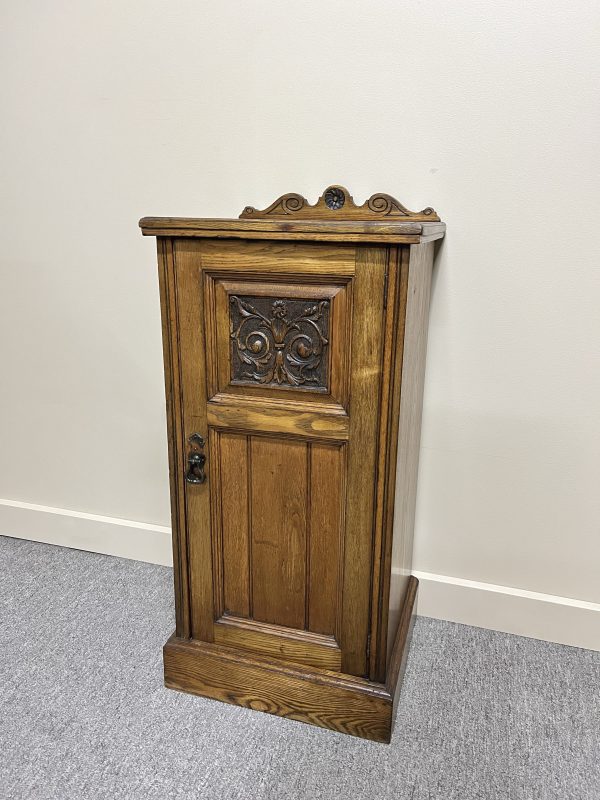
[2,498,598,652]
[412,569,600,652]
[0,498,173,567]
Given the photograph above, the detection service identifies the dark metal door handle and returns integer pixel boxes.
[185,433,206,484]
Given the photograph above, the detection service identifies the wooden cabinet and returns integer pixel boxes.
[140,186,445,742]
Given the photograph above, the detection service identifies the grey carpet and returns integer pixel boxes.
[1,536,598,800]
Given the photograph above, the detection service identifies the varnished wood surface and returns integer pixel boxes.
[209,431,347,650]
[164,635,391,742]
[308,443,345,636]
[213,616,342,671]
[170,237,391,681]
[340,246,387,676]
[163,574,418,742]
[192,238,357,276]
[140,217,445,244]
[174,244,215,642]
[386,576,418,716]
[386,244,435,660]
[367,245,404,681]
[204,265,351,408]
[251,437,308,629]
[206,400,349,440]
[373,247,410,678]
[147,194,443,740]
[156,239,190,638]
[210,423,345,638]
[218,433,250,617]
[240,185,440,221]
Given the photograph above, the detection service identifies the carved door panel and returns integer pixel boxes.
[174,238,388,678]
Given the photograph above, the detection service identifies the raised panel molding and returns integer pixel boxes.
[213,616,342,671]
[203,268,351,408]
[210,430,347,648]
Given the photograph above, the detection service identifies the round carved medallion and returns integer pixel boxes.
[324,187,345,210]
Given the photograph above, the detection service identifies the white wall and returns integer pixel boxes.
[2,1,599,649]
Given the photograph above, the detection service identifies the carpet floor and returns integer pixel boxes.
[1,535,598,800]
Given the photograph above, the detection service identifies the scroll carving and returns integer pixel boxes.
[230,295,330,390]
[240,185,440,221]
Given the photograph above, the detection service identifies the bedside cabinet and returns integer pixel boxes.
[139,186,445,742]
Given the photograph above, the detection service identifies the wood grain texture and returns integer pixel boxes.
[156,238,190,638]
[387,244,435,660]
[139,217,446,244]
[251,437,307,629]
[172,241,215,641]
[205,271,351,407]
[228,294,330,390]
[240,185,440,221]
[367,246,401,681]
[206,400,349,441]
[197,238,356,277]
[163,575,418,742]
[386,576,419,721]
[145,196,444,741]
[308,443,345,636]
[218,433,250,617]
[371,246,410,679]
[164,636,392,742]
[340,246,387,676]
[208,429,224,619]
[213,616,341,671]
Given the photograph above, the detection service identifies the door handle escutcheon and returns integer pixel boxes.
[185,433,206,484]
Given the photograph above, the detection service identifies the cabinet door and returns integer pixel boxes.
[172,238,387,677]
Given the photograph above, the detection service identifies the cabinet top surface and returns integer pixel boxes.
[139,185,445,244]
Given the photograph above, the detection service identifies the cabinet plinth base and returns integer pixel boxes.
[163,577,418,743]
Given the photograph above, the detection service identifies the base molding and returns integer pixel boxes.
[0,498,172,566]
[413,569,600,652]
[164,576,418,743]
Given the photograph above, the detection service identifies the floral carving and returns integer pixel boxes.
[324,187,345,210]
[230,296,330,389]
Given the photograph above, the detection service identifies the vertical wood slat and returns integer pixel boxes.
[371,246,409,680]
[209,429,224,619]
[156,238,190,638]
[308,444,345,635]
[219,433,250,617]
[368,247,402,681]
[247,435,254,618]
[340,246,387,677]
[386,243,435,662]
[305,443,312,631]
[251,437,307,630]
[173,240,214,642]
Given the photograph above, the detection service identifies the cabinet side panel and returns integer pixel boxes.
[387,242,434,663]
[341,246,387,677]
[157,237,190,638]
[368,247,406,681]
